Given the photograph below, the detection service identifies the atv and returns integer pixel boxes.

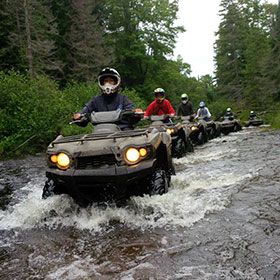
[179,116,208,145]
[244,118,263,127]
[43,109,175,206]
[145,115,194,159]
[205,120,221,139]
[219,116,242,135]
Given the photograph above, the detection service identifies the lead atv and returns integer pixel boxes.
[145,115,194,159]
[179,116,208,145]
[43,109,175,206]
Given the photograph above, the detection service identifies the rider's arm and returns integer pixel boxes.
[189,102,195,115]
[79,97,98,114]
[144,102,155,117]
[122,95,135,110]
[165,100,175,115]
[176,104,182,116]
[73,97,96,120]
[206,108,211,118]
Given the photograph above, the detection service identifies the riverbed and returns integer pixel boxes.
[0,127,280,280]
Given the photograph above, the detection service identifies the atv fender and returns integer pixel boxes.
[161,132,172,146]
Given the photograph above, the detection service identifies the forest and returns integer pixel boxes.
[0,0,280,158]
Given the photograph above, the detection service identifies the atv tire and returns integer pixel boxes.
[186,136,194,153]
[208,127,215,139]
[197,131,205,145]
[148,170,169,196]
[42,179,58,199]
[174,138,186,158]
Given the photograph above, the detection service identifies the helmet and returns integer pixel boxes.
[154,88,166,102]
[98,67,121,95]
[227,107,231,112]
[181,93,188,104]
[199,101,205,108]
[250,111,254,114]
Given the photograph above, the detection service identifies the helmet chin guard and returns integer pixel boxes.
[101,83,115,95]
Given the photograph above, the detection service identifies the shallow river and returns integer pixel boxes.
[0,127,280,280]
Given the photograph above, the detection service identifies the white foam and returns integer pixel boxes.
[0,131,255,232]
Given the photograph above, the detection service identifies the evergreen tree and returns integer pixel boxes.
[67,0,113,83]
[214,0,247,105]
[215,0,278,109]
[263,1,280,101]
[2,0,63,78]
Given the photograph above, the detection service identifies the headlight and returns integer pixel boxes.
[124,147,148,164]
[139,148,147,157]
[167,128,174,134]
[191,126,198,131]
[125,148,140,163]
[50,154,58,164]
[57,153,70,169]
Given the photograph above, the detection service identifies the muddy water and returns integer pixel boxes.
[0,127,280,280]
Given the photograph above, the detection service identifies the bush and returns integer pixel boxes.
[0,71,151,158]
[0,71,61,157]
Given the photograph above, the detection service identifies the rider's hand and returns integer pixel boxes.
[73,113,81,120]
[134,108,143,117]
[143,116,149,120]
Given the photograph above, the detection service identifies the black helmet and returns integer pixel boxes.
[98,67,121,95]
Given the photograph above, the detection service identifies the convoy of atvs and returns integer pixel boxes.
[43,110,264,206]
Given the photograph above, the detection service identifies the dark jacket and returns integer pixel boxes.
[80,93,134,113]
[79,93,135,129]
[176,101,194,116]
[249,113,257,120]
[224,112,234,118]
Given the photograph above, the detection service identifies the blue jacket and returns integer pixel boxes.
[79,93,135,128]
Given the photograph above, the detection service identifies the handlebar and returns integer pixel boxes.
[69,113,89,125]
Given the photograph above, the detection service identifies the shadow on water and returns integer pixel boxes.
[1,129,280,279]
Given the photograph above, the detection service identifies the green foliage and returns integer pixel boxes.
[0,71,101,157]
[215,0,279,110]
[0,71,155,158]
[102,0,184,90]
[0,70,61,157]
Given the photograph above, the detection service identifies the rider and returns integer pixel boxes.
[249,110,257,120]
[73,67,137,129]
[196,101,211,122]
[176,93,196,117]
[144,88,175,122]
[224,107,234,119]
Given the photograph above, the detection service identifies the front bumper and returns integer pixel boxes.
[46,159,157,187]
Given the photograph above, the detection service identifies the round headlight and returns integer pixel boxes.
[57,153,70,169]
[50,154,58,163]
[125,148,140,163]
[139,148,147,157]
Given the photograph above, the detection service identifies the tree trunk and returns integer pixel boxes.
[23,0,34,78]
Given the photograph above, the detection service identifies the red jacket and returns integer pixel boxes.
[144,99,175,116]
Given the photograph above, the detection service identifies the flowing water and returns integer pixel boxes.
[0,127,280,280]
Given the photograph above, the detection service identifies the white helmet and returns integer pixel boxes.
[98,67,121,95]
